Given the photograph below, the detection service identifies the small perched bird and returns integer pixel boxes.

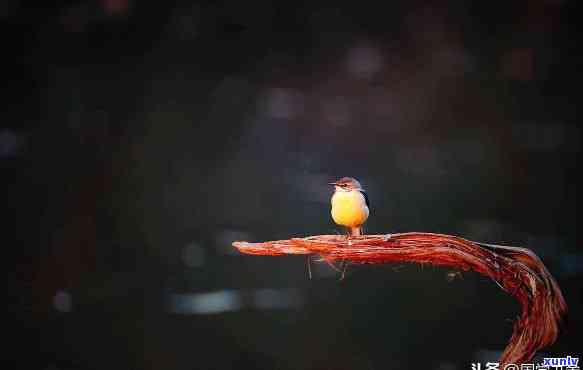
[329,177,370,237]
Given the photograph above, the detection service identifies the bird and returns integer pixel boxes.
[329,177,370,237]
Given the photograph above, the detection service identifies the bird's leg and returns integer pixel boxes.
[349,226,362,237]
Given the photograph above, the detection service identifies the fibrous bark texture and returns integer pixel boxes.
[233,232,567,366]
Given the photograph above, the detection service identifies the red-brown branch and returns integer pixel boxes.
[232,232,567,366]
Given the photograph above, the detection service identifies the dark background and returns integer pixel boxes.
[5,1,581,369]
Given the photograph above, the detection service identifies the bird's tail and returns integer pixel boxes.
[349,226,362,236]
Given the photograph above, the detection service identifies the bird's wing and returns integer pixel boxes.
[359,190,370,209]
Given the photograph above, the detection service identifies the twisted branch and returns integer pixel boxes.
[233,232,567,366]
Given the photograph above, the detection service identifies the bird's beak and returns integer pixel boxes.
[328,182,337,186]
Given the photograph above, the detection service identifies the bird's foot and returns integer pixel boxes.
[345,233,353,245]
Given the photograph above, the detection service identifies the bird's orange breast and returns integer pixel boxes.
[331,190,369,227]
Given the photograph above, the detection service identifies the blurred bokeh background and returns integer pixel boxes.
[5,1,581,369]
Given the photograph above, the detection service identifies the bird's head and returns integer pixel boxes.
[329,177,363,191]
